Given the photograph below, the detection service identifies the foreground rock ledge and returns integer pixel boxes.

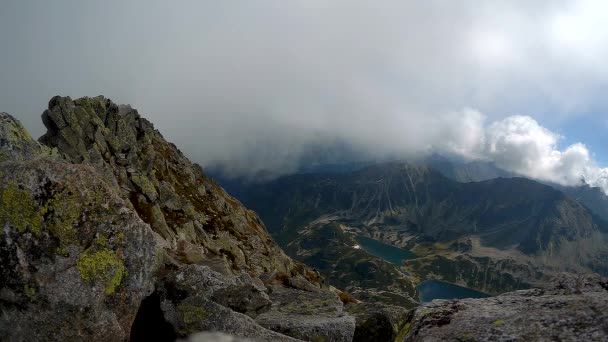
[400,273,608,342]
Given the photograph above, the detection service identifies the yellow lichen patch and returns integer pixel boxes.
[130,174,158,200]
[178,304,208,325]
[44,181,107,254]
[23,285,36,302]
[395,322,411,341]
[493,319,505,326]
[178,304,208,334]
[95,234,107,247]
[77,248,127,295]
[0,182,43,235]
[420,309,434,316]
[0,150,9,163]
[45,190,81,253]
[116,231,125,244]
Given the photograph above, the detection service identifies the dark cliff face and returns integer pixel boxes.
[0,97,360,342]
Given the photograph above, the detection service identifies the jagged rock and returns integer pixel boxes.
[156,264,271,319]
[399,273,608,341]
[132,265,293,340]
[346,302,410,342]
[39,96,309,277]
[287,275,324,293]
[255,285,356,342]
[210,273,273,318]
[183,331,259,342]
[0,97,360,341]
[0,148,158,340]
[0,112,55,161]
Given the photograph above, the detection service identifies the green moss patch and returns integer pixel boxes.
[178,304,207,324]
[77,248,126,295]
[493,319,505,326]
[395,322,411,341]
[44,182,107,254]
[130,174,158,201]
[0,182,43,235]
[23,285,36,302]
[0,150,9,163]
[177,304,208,334]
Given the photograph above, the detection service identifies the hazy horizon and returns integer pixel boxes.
[3,1,608,192]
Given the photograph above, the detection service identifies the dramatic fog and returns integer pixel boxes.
[2,1,608,190]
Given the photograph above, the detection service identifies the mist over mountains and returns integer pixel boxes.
[4,1,608,194]
[3,1,608,341]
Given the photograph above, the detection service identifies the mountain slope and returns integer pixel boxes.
[0,97,361,341]
[217,162,608,295]
[426,157,608,224]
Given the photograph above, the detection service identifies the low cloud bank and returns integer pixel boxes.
[2,1,607,192]
[209,108,608,194]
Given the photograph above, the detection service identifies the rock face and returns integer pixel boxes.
[0,112,55,161]
[399,273,608,342]
[39,96,300,276]
[0,97,360,341]
[254,285,356,342]
[346,302,411,342]
[0,115,158,340]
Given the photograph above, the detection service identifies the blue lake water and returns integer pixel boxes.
[355,235,416,265]
[417,280,490,302]
[354,235,491,302]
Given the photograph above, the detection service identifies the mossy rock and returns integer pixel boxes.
[77,248,127,295]
[0,181,43,236]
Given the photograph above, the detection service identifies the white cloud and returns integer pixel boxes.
[444,114,608,193]
[1,1,608,190]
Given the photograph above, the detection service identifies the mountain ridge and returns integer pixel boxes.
[2,97,608,341]
[0,96,365,341]
[214,161,608,297]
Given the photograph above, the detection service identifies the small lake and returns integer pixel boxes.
[355,235,491,302]
[417,280,490,302]
[355,235,416,265]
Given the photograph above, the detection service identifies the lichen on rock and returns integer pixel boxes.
[399,273,608,342]
[0,117,158,341]
[77,247,127,295]
[0,181,43,235]
[0,97,359,341]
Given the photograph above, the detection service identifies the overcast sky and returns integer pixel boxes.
[2,1,608,190]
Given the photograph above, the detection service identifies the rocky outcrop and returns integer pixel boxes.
[399,273,608,341]
[347,302,410,342]
[255,285,356,342]
[0,97,361,341]
[39,96,301,276]
[183,332,258,342]
[0,131,157,340]
[0,112,55,161]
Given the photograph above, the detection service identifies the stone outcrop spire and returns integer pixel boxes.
[0,97,356,341]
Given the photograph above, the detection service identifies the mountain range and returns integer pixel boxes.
[213,160,608,297]
[1,96,607,341]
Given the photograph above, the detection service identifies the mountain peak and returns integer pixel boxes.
[1,96,361,341]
